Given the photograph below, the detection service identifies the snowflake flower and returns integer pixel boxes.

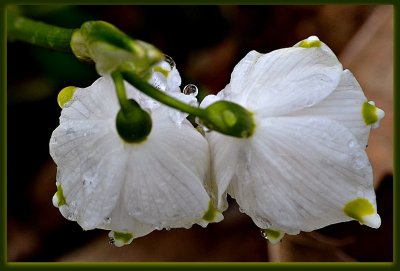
[200,36,384,243]
[50,61,222,246]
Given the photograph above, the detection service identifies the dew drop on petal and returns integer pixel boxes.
[50,137,57,146]
[104,217,111,225]
[164,54,176,70]
[182,84,199,96]
[260,229,268,239]
[348,139,356,148]
[260,229,285,244]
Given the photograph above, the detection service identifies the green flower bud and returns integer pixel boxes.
[202,101,255,138]
[116,99,152,143]
[71,21,163,75]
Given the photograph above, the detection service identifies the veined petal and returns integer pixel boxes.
[50,77,126,230]
[291,69,370,147]
[122,110,211,229]
[227,116,377,233]
[98,201,155,246]
[225,46,342,116]
[206,132,246,210]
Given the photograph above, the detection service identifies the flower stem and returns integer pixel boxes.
[111,71,130,114]
[120,70,208,119]
[7,13,75,52]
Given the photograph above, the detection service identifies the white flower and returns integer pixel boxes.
[200,36,384,242]
[50,62,222,246]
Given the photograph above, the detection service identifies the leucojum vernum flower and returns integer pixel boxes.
[50,33,384,246]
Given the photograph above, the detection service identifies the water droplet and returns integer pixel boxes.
[260,229,268,239]
[305,98,314,107]
[108,237,115,245]
[182,84,198,96]
[165,226,171,231]
[155,225,163,230]
[164,54,176,70]
[239,207,244,213]
[348,140,356,148]
[104,217,111,224]
[50,137,57,145]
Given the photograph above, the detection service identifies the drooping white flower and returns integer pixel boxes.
[50,61,222,246]
[200,36,384,243]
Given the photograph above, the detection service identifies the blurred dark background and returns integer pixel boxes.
[7,5,393,262]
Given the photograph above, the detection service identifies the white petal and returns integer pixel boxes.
[50,77,128,229]
[166,92,198,125]
[99,200,155,244]
[227,116,377,233]
[122,110,211,228]
[167,68,182,93]
[362,213,381,229]
[224,47,342,116]
[206,132,246,210]
[291,69,370,147]
[199,94,221,109]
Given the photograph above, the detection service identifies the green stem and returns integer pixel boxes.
[7,13,75,52]
[111,71,129,114]
[120,70,208,119]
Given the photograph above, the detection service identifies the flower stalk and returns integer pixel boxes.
[7,13,75,53]
[7,13,256,139]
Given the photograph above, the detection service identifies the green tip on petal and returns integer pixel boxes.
[153,66,169,78]
[202,201,223,223]
[344,197,381,228]
[261,229,285,244]
[57,86,77,108]
[108,231,134,247]
[298,36,321,48]
[362,101,385,128]
[52,184,67,207]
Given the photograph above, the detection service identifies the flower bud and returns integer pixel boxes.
[202,100,255,138]
[71,21,163,75]
[116,99,152,143]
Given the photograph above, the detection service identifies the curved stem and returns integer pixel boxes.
[120,70,208,119]
[111,71,130,114]
[7,13,75,52]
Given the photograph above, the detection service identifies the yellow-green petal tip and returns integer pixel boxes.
[57,86,77,108]
[344,197,381,228]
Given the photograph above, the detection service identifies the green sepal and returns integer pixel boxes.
[116,99,152,143]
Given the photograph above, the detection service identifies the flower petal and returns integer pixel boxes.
[290,69,370,147]
[50,78,127,230]
[206,132,246,210]
[225,46,342,116]
[122,110,211,228]
[227,116,377,233]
